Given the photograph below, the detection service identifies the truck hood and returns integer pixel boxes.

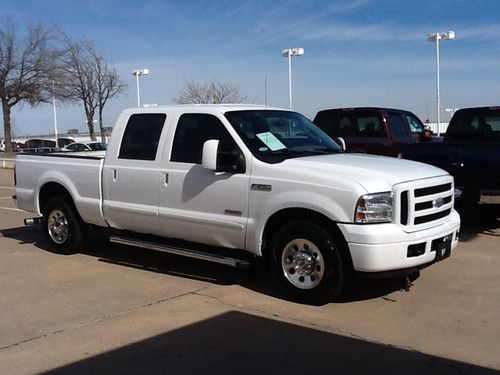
[280,153,449,193]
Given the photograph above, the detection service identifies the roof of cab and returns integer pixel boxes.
[120,104,289,115]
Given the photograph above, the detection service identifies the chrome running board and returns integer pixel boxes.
[109,235,251,269]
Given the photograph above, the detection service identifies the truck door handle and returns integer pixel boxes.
[162,172,169,188]
[111,169,117,181]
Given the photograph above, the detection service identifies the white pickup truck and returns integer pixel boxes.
[15,105,460,303]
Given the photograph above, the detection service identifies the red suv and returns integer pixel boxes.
[313,107,432,157]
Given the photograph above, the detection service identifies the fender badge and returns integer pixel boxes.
[251,184,272,192]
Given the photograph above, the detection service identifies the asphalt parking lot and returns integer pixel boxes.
[0,167,499,374]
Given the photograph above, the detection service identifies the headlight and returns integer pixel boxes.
[355,192,393,223]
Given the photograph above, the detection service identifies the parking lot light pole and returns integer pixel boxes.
[282,48,304,109]
[52,94,58,148]
[52,81,59,148]
[132,69,150,108]
[427,31,455,136]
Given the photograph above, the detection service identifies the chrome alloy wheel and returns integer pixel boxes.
[281,238,325,289]
[47,209,69,244]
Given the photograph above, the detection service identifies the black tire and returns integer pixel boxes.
[269,220,345,304]
[42,197,85,254]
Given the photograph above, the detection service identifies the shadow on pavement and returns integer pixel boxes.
[0,225,425,305]
[456,206,500,242]
[41,311,496,375]
[1,206,497,306]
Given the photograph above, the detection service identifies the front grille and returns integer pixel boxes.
[398,177,454,230]
[414,209,452,225]
[414,183,452,197]
[415,196,452,211]
[400,191,409,225]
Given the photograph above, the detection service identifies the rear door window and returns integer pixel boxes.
[482,112,500,140]
[337,111,384,137]
[447,110,490,139]
[313,111,343,136]
[119,114,166,160]
[355,115,384,137]
[315,110,384,138]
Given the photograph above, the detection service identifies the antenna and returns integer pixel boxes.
[264,76,268,108]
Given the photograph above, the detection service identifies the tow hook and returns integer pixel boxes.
[24,217,42,226]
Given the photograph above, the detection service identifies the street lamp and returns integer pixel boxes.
[282,48,304,109]
[52,94,58,148]
[427,31,455,136]
[52,81,59,148]
[132,69,150,108]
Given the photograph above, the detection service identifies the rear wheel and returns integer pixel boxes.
[269,220,345,304]
[42,197,85,253]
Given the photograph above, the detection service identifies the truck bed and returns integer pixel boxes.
[15,152,107,227]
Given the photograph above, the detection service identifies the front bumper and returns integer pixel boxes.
[337,210,460,272]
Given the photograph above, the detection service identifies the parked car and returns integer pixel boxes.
[57,137,75,148]
[402,106,500,206]
[63,141,108,152]
[313,107,432,157]
[23,139,57,153]
[11,142,23,152]
[1,140,25,152]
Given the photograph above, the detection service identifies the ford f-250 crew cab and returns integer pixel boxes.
[15,105,460,303]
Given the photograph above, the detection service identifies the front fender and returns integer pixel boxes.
[246,188,363,256]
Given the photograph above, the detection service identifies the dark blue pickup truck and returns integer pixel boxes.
[401,106,500,206]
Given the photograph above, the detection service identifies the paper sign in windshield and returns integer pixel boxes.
[256,132,286,151]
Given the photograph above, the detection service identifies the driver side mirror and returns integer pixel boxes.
[202,139,219,170]
[336,137,346,151]
[202,139,246,173]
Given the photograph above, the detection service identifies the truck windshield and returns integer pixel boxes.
[225,110,342,163]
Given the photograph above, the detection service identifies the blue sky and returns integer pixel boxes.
[2,0,500,136]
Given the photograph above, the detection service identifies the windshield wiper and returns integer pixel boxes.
[278,148,339,159]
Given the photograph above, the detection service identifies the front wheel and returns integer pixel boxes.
[42,197,85,253]
[269,220,345,304]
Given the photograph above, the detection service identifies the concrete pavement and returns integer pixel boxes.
[0,168,498,374]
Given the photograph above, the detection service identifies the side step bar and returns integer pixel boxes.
[109,236,251,269]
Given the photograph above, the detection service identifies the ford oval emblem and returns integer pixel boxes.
[433,197,445,208]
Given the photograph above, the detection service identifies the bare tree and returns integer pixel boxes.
[89,48,126,142]
[61,38,125,141]
[0,21,63,152]
[173,80,248,104]
[61,39,98,140]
